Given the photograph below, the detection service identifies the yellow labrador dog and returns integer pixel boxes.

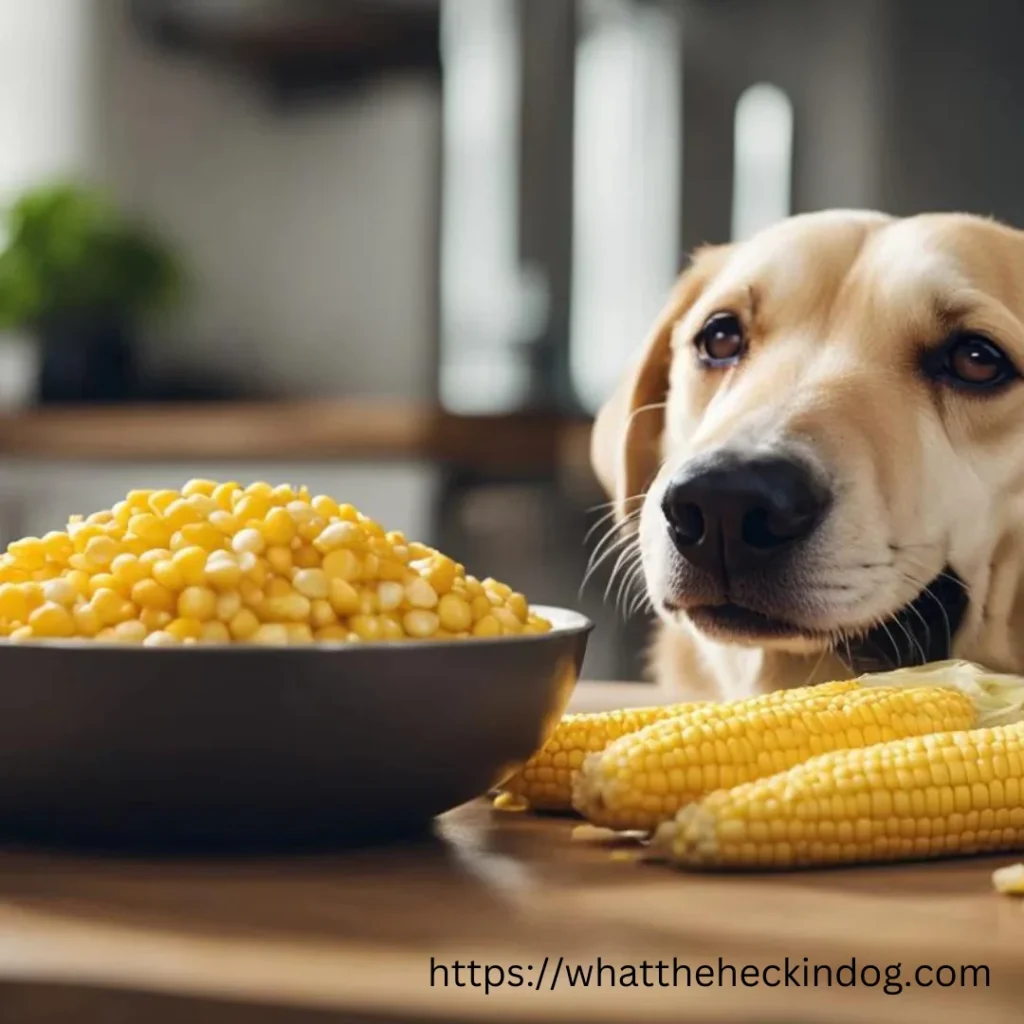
[592,210,1024,701]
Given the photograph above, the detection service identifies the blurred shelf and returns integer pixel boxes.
[0,401,592,471]
[132,0,441,99]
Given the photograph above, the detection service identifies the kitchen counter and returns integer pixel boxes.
[1,682,1022,1023]
[0,400,592,472]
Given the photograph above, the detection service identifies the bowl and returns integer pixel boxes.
[0,606,591,850]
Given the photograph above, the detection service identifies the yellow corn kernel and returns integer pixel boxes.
[212,482,241,509]
[349,614,382,641]
[166,617,203,641]
[574,684,975,832]
[377,581,404,612]
[139,608,173,632]
[172,546,209,586]
[41,531,73,563]
[164,499,205,532]
[492,607,523,633]
[228,608,261,640]
[182,479,217,498]
[423,557,457,595]
[470,594,492,622]
[293,568,329,600]
[293,544,320,569]
[310,599,337,628]
[242,554,269,586]
[405,577,438,610]
[502,703,709,811]
[507,592,529,622]
[403,609,440,639]
[29,601,76,638]
[311,495,339,518]
[148,490,179,514]
[322,548,360,581]
[91,588,131,626]
[262,507,297,546]
[357,589,378,615]
[132,578,176,612]
[267,593,311,622]
[380,615,405,640]
[215,591,242,623]
[265,577,292,600]
[112,620,147,644]
[376,558,406,582]
[654,722,1024,871]
[315,625,349,641]
[209,510,240,535]
[8,538,46,570]
[110,553,148,588]
[253,623,289,645]
[125,489,155,510]
[73,604,101,637]
[232,528,266,555]
[0,584,29,622]
[235,495,271,523]
[128,513,171,548]
[144,630,178,647]
[483,578,512,600]
[42,578,78,608]
[178,586,217,621]
[151,559,184,590]
[472,614,501,638]
[315,522,363,553]
[238,579,264,607]
[286,623,314,644]
[205,555,243,591]
[84,535,119,568]
[328,578,360,616]
[9,625,34,642]
[199,620,232,644]
[244,481,274,498]
[179,522,224,551]
[437,593,473,633]
[87,574,122,598]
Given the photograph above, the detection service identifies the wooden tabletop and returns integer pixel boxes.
[0,400,592,471]
[2,683,1023,1023]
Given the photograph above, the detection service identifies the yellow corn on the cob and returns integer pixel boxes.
[574,685,978,831]
[0,481,550,645]
[500,680,861,812]
[653,722,1024,869]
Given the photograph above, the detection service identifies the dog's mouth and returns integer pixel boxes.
[679,566,969,673]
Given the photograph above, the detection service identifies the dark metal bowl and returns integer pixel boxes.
[0,606,591,850]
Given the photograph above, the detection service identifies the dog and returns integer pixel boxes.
[592,210,1024,701]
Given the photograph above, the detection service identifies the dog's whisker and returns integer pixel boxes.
[581,530,638,595]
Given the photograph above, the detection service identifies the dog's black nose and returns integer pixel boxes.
[661,453,831,580]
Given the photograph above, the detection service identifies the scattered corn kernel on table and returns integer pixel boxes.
[2,683,1023,1024]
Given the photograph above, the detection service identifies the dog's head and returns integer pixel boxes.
[593,210,1024,674]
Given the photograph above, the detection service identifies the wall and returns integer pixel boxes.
[91,3,441,399]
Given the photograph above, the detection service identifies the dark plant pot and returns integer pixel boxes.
[36,316,138,404]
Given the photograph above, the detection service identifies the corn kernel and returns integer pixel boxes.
[144,630,178,647]
[9,538,46,570]
[377,558,406,582]
[87,573,123,598]
[233,528,266,555]
[209,511,240,535]
[315,522,363,553]
[199,621,232,644]
[73,604,101,637]
[471,594,492,621]
[42,579,78,608]
[83,535,118,568]
[349,615,382,641]
[205,555,243,591]
[292,544,320,569]
[358,589,378,615]
[403,609,440,638]
[140,608,173,631]
[212,482,241,509]
[172,546,209,586]
[41,532,73,562]
[151,559,184,590]
[215,591,242,622]
[437,593,473,633]
[148,490,179,514]
[112,620,147,644]
[182,479,217,498]
[166,617,203,641]
[263,507,297,546]
[235,495,271,522]
[507,592,529,622]
[29,602,76,637]
[265,545,293,575]
[377,581,404,612]
[267,593,311,622]
[380,615,405,640]
[178,586,217,621]
[492,607,523,632]
[244,481,274,498]
[315,625,349,641]
[272,484,297,504]
[310,599,337,628]
[328,578,360,616]
[9,626,34,642]
[405,577,438,610]
[128,513,170,548]
[238,579,264,607]
[254,623,289,645]
[322,548,360,581]
[293,568,329,600]
[179,523,224,551]
[92,588,131,626]
[473,614,502,638]
[132,579,176,612]
[286,623,314,644]
[424,557,457,595]
[228,608,260,640]
[0,584,29,622]
[311,495,339,518]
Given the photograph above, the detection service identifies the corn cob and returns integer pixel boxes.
[574,685,978,831]
[499,680,861,812]
[653,722,1024,869]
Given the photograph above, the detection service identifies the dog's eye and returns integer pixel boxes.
[695,312,746,366]
[933,334,1018,391]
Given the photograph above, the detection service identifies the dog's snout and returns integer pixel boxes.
[661,454,831,579]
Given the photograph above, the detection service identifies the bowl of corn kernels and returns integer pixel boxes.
[0,480,591,848]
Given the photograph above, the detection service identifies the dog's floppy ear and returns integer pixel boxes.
[590,245,731,518]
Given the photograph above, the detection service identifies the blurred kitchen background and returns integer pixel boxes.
[0,0,1022,679]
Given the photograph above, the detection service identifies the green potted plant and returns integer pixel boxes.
[0,183,183,403]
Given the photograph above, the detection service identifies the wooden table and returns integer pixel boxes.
[1,684,1022,1023]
